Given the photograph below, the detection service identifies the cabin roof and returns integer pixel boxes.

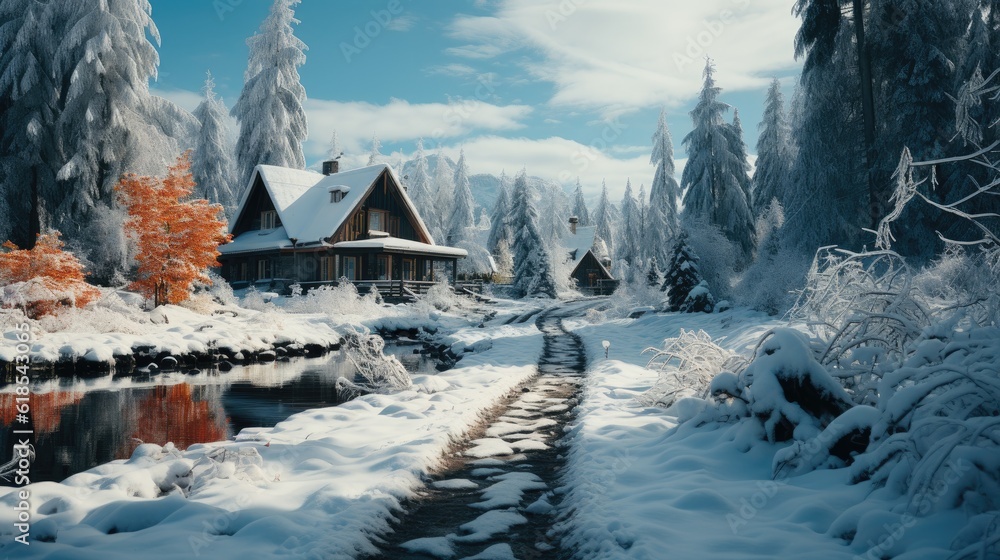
[563,225,612,279]
[227,163,434,245]
[334,237,468,258]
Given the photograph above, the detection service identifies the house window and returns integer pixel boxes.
[376,255,391,280]
[257,259,271,280]
[239,262,248,281]
[261,210,277,230]
[403,259,415,281]
[342,257,357,281]
[320,256,334,281]
[369,210,386,232]
[330,191,343,203]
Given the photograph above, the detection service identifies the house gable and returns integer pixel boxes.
[231,175,280,237]
[329,169,432,245]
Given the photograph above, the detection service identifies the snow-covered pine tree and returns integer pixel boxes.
[662,232,715,313]
[616,179,641,266]
[646,255,661,287]
[367,134,382,166]
[0,0,61,247]
[192,72,237,215]
[52,0,162,232]
[328,130,342,160]
[487,173,513,254]
[681,59,755,265]
[405,138,432,218]
[593,180,614,259]
[232,0,308,192]
[510,169,557,298]
[572,179,591,225]
[431,152,454,243]
[447,149,475,245]
[647,110,681,265]
[752,79,792,217]
[729,109,754,209]
[867,0,972,257]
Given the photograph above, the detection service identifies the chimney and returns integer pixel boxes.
[322,159,340,175]
[569,216,579,235]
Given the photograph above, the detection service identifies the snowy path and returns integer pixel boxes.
[370,303,594,560]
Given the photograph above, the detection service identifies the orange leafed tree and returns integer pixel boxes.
[0,231,100,318]
[116,152,231,307]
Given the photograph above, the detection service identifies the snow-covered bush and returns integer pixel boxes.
[240,286,277,312]
[637,329,747,408]
[285,279,384,318]
[682,219,737,299]
[338,331,411,398]
[416,281,468,313]
[661,232,715,313]
[734,200,808,315]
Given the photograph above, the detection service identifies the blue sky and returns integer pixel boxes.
[148,0,802,201]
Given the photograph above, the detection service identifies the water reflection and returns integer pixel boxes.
[0,345,435,484]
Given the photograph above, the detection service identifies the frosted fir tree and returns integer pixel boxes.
[616,179,641,266]
[593,180,615,258]
[681,59,755,265]
[487,172,513,254]
[648,109,680,249]
[51,0,163,231]
[0,0,60,245]
[327,130,342,160]
[646,255,661,287]
[729,109,754,208]
[431,152,454,243]
[192,72,237,215]
[752,79,791,217]
[662,231,715,313]
[447,149,475,245]
[510,169,557,298]
[405,138,432,217]
[572,179,591,225]
[232,0,308,192]
[367,134,383,166]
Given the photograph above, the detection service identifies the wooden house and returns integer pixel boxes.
[218,161,466,293]
[564,217,615,294]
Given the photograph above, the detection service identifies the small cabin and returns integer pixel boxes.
[564,217,615,294]
[218,161,466,293]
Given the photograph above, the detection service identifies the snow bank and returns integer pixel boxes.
[0,320,543,558]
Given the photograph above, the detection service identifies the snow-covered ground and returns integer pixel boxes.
[557,309,989,559]
[0,305,543,558]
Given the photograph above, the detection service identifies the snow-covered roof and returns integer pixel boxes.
[562,225,613,279]
[564,226,597,270]
[220,226,294,255]
[334,237,468,258]
[229,163,435,245]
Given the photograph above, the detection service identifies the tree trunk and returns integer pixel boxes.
[853,0,879,229]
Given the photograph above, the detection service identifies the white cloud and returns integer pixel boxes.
[447,0,801,116]
[385,13,417,31]
[151,87,203,113]
[302,97,533,158]
[425,63,478,77]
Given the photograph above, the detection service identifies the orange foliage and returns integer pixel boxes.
[0,231,100,318]
[116,151,231,306]
[0,391,84,434]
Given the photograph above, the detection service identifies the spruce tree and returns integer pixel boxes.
[405,139,432,218]
[753,79,792,217]
[729,109,754,207]
[616,179,640,266]
[327,130,342,160]
[645,255,661,288]
[448,150,475,245]
[367,133,382,166]
[431,152,454,243]
[593,180,614,259]
[647,110,680,262]
[681,59,755,265]
[487,172,513,254]
[232,0,308,192]
[572,179,591,225]
[510,170,557,298]
[192,72,237,214]
[662,232,715,313]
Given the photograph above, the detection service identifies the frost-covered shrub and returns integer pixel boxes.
[682,219,737,299]
[913,245,1000,327]
[850,327,1000,514]
[285,279,384,318]
[790,248,928,403]
[734,202,808,315]
[240,286,277,312]
[36,289,150,335]
[637,329,747,408]
[740,328,854,443]
[417,281,466,312]
[338,331,411,398]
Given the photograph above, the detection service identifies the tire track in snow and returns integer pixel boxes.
[369,303,594,560]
